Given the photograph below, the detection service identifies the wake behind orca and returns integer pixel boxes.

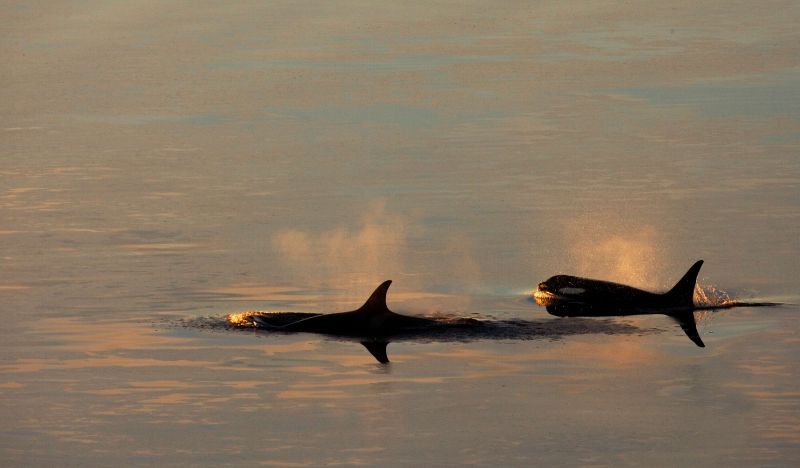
[534,260,781,347]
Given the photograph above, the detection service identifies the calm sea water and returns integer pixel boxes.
[2,1,799,466]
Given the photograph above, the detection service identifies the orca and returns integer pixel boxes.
[226,295,658,363]
[535,260,707,347]
[221,266,779,362]
[248,280,434,363]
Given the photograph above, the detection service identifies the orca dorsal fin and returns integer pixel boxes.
[357,280,392,313]
[665,260,704,307]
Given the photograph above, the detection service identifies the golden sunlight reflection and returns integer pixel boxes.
[120,242,205,251]
[532,289,555,307]
[0,316,267,374]
[550,336,664,368]
[266,332,675,403]
[271,199,408,292]
[33,316,181,353]
[694,282,733,306]
[0,381,25,389]
[1,356,211,373]
[269,199,481,311]
[563,219,666,289]
[226,311,260,327]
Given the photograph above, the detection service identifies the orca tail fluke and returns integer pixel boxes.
[360,340,390,363]
[665,260,703,308]
[670,312,705,348]
[359,280,392,312]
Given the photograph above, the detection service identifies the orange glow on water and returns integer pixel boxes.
[226,311,260,327]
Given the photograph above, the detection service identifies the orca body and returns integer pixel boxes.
[222,265,778,362]
[535,260,706,347]
[249,280,434,363]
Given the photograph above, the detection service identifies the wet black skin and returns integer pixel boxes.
[245,279,662,363]
[538,277,685,315]
[257,280,434,337]
[250,280,434,363]
[232,261,777,361]
[535,261,706,347]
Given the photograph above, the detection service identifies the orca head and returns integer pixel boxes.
[534,275,585,306]
[536,276,559,294]
[534,277,556,305]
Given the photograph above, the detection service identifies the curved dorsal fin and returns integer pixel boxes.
[358,280,392,313]
[665,260,704,307]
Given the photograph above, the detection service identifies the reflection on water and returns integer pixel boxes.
[204,310,658,363]
[3,0,800,465]
[4,308,798,465]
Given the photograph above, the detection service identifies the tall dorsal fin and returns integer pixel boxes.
[358,280,392,313]
[665,260,703,307]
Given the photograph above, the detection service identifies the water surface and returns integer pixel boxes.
[2,1,799,466]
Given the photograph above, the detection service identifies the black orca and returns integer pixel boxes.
[248,280,434,363]
[535,260,707,347]
[226,298,660,363]
[220,267,779,362]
